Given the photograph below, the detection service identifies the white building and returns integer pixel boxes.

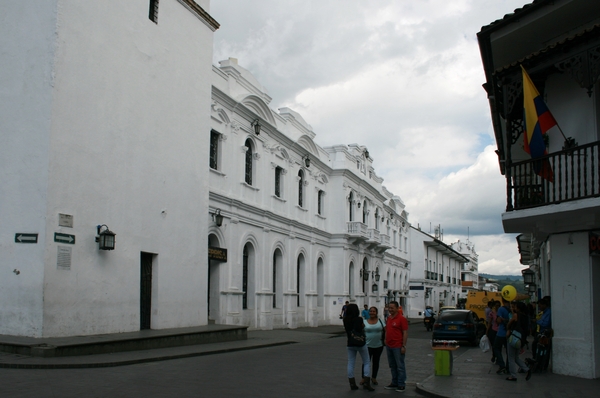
[450,239,479,299]
[478,0,600,378]
[1,0,218,337]
[407,227,465,318]
[207,58,411,329]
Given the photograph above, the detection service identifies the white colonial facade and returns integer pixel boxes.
[407,227,465,318]
[450,239,479,299]
[207,58,412,329]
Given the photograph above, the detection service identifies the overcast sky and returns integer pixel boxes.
[210,0,529,275]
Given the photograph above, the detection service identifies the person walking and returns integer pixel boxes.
[361,306,385,386]
[343,303,374,391]
[340,301,349,319]
[505,301,531,382]
[384,301,408,392]
[361,304,369,319]
[493,297,511,374]
[486,301,499,364]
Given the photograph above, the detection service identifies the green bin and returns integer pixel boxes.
[434,349,453,376]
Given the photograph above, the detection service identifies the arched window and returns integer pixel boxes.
[243,245,249,309]
[348,192,354,221]
[362,200,367,223]
[349,261,355,298]
[244,138,253,185]
[298,170,304,207]
[375,208,379,229]
[362,258,368,294]
[297,254,305,307]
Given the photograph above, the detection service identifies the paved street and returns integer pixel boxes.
[2,322,599,397]
[0,324,440,398]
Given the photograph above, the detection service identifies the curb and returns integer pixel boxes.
[0,341,296,369]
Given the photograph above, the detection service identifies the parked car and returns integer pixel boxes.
[432,309,481,346]
[439,306,456,314]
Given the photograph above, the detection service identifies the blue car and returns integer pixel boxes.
[432,309,483,346]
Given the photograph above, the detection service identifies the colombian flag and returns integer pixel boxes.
[522,65,556,182]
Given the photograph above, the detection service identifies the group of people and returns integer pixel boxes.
[485,296,552,381]
[341,301,408,392]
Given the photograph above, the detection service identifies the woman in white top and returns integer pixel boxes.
[361,306,386,385]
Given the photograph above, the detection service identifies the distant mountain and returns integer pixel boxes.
[480,274,525,294]
[480,273,522,281]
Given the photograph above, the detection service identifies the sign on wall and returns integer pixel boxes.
[208,246,227,262]
[15,233,38,243]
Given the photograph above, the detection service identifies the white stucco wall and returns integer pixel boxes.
[1,0,215,337]
[549,232,597,378]
[0,0,59,337]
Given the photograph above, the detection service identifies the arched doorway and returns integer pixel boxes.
[243,242,256,310]
[208,233,223,323]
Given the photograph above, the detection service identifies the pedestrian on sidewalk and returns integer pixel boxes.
[384,301,408,393]
[486,301,499,364]
[505,301,531,382]
[493,297,511,375]
[361,306,386,386]
[343,303,374,392]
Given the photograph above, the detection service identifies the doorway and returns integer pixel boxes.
[140,252,153,330]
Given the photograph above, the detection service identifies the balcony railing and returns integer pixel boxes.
[508,141,600,211]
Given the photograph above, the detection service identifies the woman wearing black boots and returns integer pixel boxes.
[343,303,374,391]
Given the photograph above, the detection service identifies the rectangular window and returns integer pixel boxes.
[275,167,282,197]
[210,130,219,170]
[149,0,159,23]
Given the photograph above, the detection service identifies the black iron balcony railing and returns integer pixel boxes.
[508,141,600,211]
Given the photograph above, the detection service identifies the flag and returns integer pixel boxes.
[522,65,556,182]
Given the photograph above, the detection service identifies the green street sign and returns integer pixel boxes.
[15,233,38,243]
[54,233,75,245]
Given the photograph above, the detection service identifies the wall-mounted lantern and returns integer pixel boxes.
[360,268,369,281]
[251,119,261,135]
[522,268,535,285]
[212,209,223,227]
[372,283,378,292]
[372,268,380,281]
[96,224,116,251]
[302,154,310,168]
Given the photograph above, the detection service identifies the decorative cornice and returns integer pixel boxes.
[177,0,220,31]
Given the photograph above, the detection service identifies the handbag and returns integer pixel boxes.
[507,330,522,349]
[350,326,366,346]
[379,319,386,346]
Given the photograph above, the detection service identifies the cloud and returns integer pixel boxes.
[210,0,528,274]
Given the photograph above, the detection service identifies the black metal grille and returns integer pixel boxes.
[508,141,600,210]
[148,0,159,23]
[210,130,219,170]
[245,141,252,185]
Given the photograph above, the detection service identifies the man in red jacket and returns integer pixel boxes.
[384,301,408,392]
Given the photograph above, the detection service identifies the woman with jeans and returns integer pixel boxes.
[505,301,531,382]
[361,306,385,385]
[343,303,374,391]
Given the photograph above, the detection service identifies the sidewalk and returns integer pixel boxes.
[417,341,600,398]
